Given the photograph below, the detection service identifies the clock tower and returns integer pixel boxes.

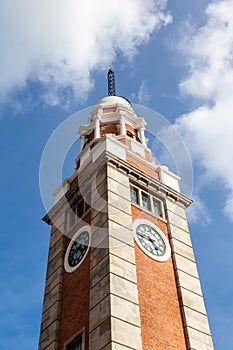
[38,71,215,350]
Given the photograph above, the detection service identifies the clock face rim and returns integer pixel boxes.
[133,219,171,262]
[64,225,91,273]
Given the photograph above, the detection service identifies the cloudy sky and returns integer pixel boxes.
[0,0,232,349]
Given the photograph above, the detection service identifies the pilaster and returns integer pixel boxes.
[89,163,143,350]
[38,218,66,350]
[165,199,214,350]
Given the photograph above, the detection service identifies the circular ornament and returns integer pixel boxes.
[133,219,171,262]
[64,226,91,272]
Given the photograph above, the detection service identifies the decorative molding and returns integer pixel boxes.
[43,148,192,226]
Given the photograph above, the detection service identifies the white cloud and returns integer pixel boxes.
[138,81,151,104]
[131,80,151,104]
[0,0,171,106]
[175,0,233,221]
[186,194,211,225]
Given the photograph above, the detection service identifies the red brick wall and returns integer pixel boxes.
[58,214,91,350]
[100,122,120,137]
[132,206,187,350]
[126,154,159,180]
[125,124,136,134]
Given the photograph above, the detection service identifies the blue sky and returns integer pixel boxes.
[0,1,232,349]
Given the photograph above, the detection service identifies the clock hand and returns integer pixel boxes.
[138,233,160,250]
[152,241,164,252]
[137,232,150,240]
[150,239,159,248]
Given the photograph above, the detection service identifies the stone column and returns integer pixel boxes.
[80,135,85,151]
[89,162,143,350]
[38,212,66,350]
[139,127,146,146]
[120,115,126,135]
[165,199,215,350]
[94,118,100,139]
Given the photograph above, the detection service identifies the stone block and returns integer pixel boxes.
[41,301,61,331]
[48,237,65,263]
[91,224,109,250]
[176,270,202,296]
[108,220,134,246]
[94,164,107,188]
[101,343,132,350]
[169,213,189,232]
[170,238,195,262]
[89,295,111,332]
[107,178,130,201]
[173,254,199,278]
[90,274,110,309]
[90,245,109,270]
[169,225,192,247]
[106,137,128,160]
[92,175,107,200]
[43,283,63,313]
[110,274,139,304]
[89,317,111,350]
[108,190,132,215]
[46,251,64,279]
[39,320,60,348]
[90,255,110,288]
[179,287,207,315]
[185,327,214,350]
[44,267,63,296]
[50,229,63,248]
[91,140,106,163]
[80,148,91,165]
[107,166,129,185]
[43,341,59,350]
[131,139,145,157]
[91,190,108,214]
[91,210,108,229]
[109,236,136,264]
[111,317,142,349]
[166,200,186,218]
[108,205,132,228]
[182,306,211,335]
[111,294,141,326]
[50,212,66,232]
[109,254,137,283]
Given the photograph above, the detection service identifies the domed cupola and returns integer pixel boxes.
[78,70,147,149]
[76,69,156,171]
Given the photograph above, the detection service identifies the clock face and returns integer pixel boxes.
[133,219,171,262]
[64,226,91,272]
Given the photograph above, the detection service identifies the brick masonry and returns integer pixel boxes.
[132,206,187,350]
[39,139,215,350]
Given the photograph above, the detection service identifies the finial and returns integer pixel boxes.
[107,68,116,96]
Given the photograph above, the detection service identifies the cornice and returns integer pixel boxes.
[104,151,192,208]
[43,149,192,225]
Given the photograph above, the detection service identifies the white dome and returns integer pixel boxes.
[97,95,132,108]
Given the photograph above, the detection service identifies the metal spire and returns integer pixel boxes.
[107,68,116,96]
